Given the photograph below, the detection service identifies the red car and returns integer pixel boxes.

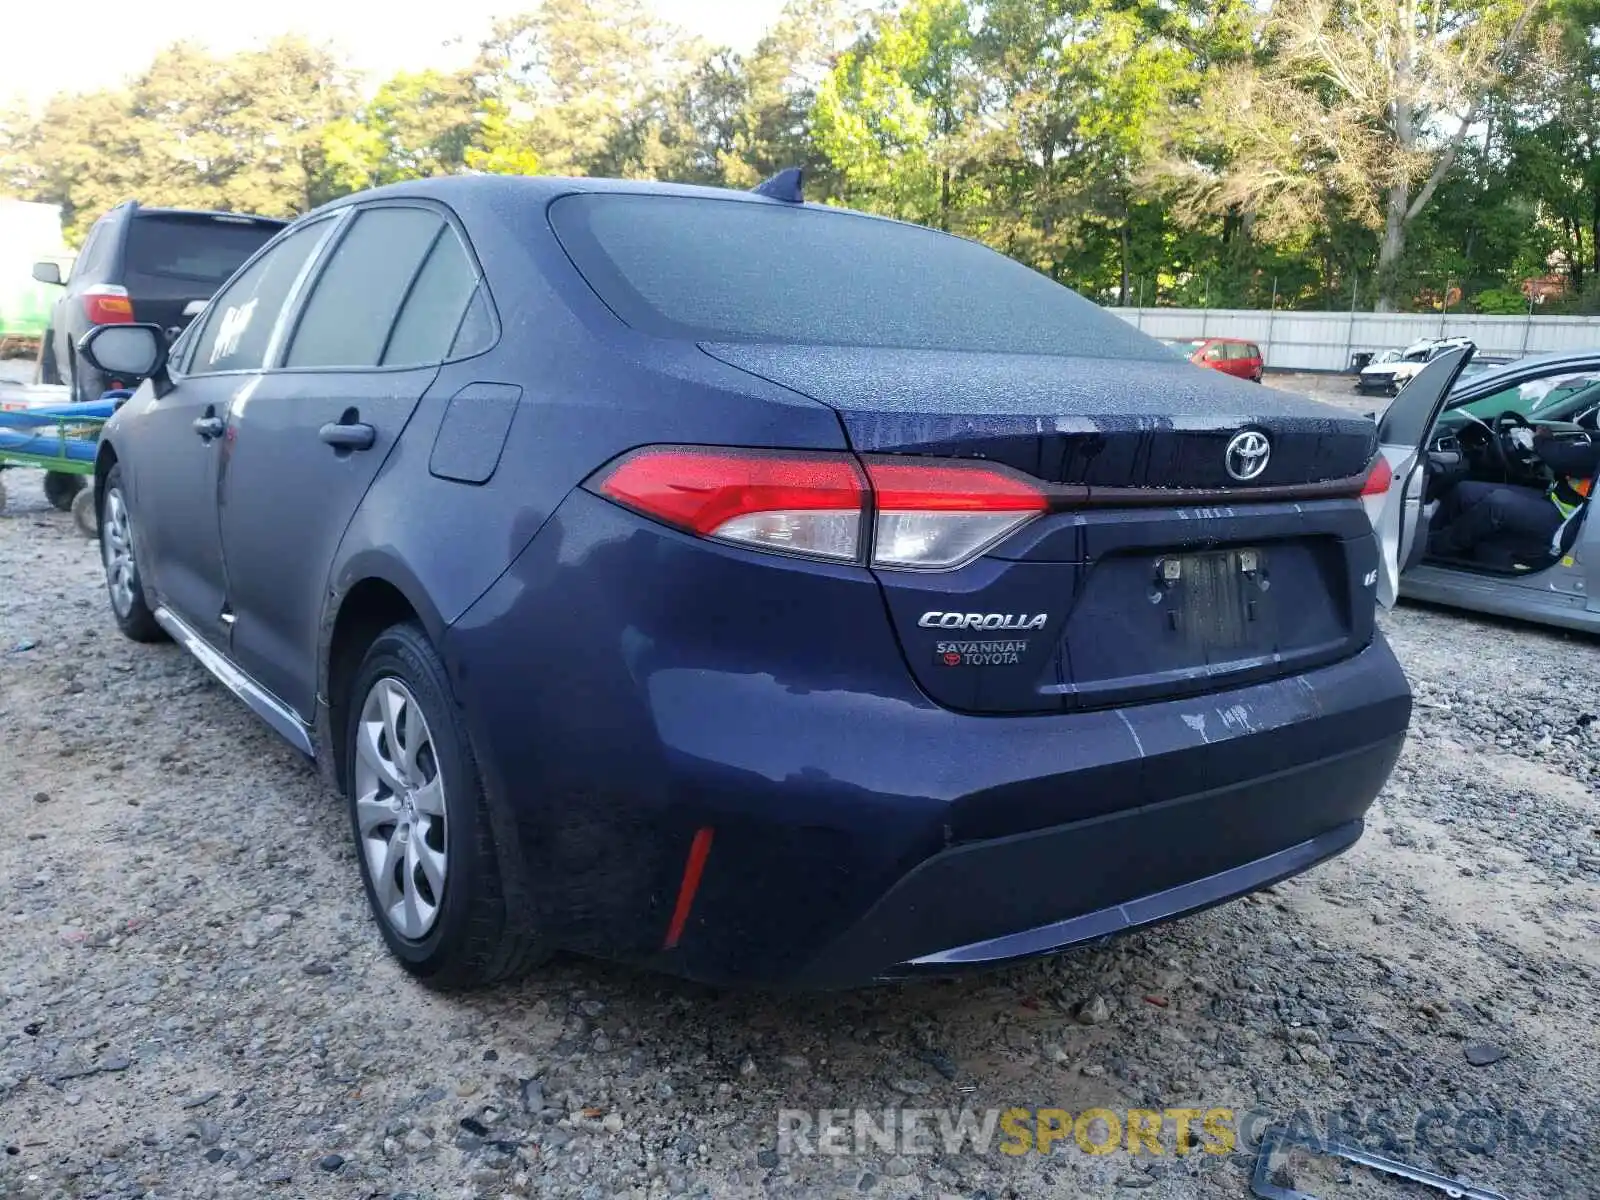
[1167,337,1264,382]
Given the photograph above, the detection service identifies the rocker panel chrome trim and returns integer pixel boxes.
[152,606,316,758]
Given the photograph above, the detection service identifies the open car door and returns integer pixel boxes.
[1365,343,1475,607]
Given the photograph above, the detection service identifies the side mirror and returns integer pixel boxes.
[79,323,167,381]
[32,261,63,286]
[182,299,207,319]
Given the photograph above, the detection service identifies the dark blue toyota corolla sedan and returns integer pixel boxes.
[79,173,1411,989]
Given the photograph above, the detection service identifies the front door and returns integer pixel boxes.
[125,217,336,643]
[216,203,468,717]
[121,370,235,644]
[1367,344,1475,607]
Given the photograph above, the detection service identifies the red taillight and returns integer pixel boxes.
[863,458,1051,512]
[595,446,868,561]
[590,446,1050,569]
[1360,455,1393,496]
[83,284,133,325]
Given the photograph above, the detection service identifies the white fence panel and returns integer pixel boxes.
[1106,307,1600,372]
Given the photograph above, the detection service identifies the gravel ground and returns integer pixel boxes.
[3,461,1599,1200]
[1264,371,1380,414]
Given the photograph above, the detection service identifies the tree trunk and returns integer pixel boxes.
[940,166,951,232]
[1376,182,1408,312]
[1591,187,1599,282]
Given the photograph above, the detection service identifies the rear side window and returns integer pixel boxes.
[382,227,480,366]
[549,194,1171,360]
[450,289,495,358]
[286,207,443,369]
[124,215,282,289]
[70,220,111,283]
[1247,344,1261,360]
[190,220,331,375]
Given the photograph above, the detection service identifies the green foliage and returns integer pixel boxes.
[0,0,1595,312]
[1474,287,1533,314]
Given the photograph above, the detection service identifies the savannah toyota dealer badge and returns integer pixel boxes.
[936,639,1029,666]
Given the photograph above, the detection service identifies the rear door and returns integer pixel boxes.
[1367,343,1475,607]
[121,212,284,340]
[217,202,479,716]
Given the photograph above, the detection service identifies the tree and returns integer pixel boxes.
[0,37,362,237]
[813,0,977,227]
[474,0,688,177]
[1166,0,1545,309]
[1503,0,1600,294]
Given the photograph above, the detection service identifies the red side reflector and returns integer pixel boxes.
[593,446,866,536]
[662,827,715,950]
[1360,455,1392,496]
[864,457,1051,512]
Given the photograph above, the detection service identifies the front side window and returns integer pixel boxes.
[189,220,331,376]
[1203,343,1226,361]
[1458,370,1600,421]
[285,207,444,369]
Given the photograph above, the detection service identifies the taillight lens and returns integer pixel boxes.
[590,446,1050,570]
[594,446,868,561]
[83,284,133,325]
[1360,455,1393,496]
[863,457,1049,568]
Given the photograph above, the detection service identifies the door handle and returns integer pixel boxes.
[193,415,224,440]
[318,420,376,451]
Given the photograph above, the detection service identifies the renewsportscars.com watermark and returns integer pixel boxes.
[777,1104,1578,1160]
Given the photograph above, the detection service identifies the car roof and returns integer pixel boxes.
[1454,347,1600,391]
[115,201,287,226]
[300,174,900,226]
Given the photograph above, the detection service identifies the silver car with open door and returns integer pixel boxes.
[1369,346,1600,632]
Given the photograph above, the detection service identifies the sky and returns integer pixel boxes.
[7,0,788,109]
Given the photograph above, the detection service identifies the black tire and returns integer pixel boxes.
[344,622,546,989]
[38,328,60,385]
[99,464,165,643]
[74,365,106,405]
[44,471,85,512]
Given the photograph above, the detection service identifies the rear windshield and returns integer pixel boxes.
[549,194,1171,359]
[124,215,283,287]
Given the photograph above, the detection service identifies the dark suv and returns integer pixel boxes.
[33,202,286,401]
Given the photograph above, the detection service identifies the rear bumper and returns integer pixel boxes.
[445,492,1412,988]
[791,745,1389,987]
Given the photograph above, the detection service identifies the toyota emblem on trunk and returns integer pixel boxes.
[1225,430,1271,482]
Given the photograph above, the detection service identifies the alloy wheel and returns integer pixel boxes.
[101,488,137,618]
[354,678,448,940]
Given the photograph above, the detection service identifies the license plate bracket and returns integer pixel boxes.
[1161,547,1271,653]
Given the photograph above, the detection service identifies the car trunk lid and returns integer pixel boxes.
[700,343,1376,488]
[702,342,1381,714]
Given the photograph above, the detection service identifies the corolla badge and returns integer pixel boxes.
[918,612,1048,630]
[1225,430,1271,482]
